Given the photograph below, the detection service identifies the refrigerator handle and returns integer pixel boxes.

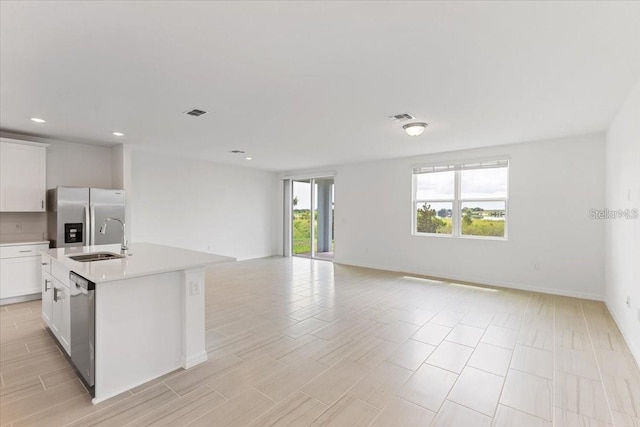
[90,204,96,246]
[84,204,90,245]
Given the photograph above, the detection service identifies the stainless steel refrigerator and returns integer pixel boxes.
[47,187,125,248]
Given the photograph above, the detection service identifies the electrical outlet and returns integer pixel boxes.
[533,263,540,271]
[190,281,200,296]
[626,296,631,307]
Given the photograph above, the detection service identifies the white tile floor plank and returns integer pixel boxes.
[494,404,552,427]
[448,366,504,416]
[426,341,474,374]
[500,369,553,421]
[431,400,492,427]
[397,364,458,412]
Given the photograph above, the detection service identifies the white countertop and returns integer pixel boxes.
[44,242,236,283]
[0,240,49,247]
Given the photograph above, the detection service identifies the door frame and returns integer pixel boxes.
[283,173,335,259]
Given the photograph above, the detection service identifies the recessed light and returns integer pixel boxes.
[30,117,46,123]
[112,132,124,137]
[245,157,253,161]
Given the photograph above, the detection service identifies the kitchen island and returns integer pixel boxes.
[42,242,235,403]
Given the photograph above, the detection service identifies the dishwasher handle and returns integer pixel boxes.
[69,271,95,291]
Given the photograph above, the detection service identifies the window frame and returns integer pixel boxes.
[412,158,509,240]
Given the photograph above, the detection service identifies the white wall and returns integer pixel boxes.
[111,144,125,189]
[605,78,640,365]
[0,212,46,242]
[46,140,113,189]
[333,133,605,300]
[111,144,133,242]
[129,150,282,260]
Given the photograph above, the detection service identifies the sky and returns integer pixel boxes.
[293,181,313,209]
[416,168,508,201]
[292,180,334,210]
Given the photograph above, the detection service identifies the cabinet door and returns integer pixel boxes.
[0,256,42,299]
[60,284,71,355]
[42,272,54,325]
[52,279,71,354]
[0,142,46,212]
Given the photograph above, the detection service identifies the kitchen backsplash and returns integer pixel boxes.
[0,212,47,243]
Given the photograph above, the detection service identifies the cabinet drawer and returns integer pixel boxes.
[0,243,49,259]
[41,254,52,274]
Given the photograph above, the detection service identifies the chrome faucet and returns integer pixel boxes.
[100,218,128,255]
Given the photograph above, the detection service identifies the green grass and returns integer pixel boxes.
[462,219,505,237]
[292,216,311,254]
[428,217,504,237]
[292,210,313,254]
[292,210,335,254]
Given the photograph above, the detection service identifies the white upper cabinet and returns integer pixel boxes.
[0,139,48,212]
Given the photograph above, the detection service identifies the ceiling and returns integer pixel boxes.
[1,1,639,171]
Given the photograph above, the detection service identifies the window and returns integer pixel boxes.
[413,159,508,238]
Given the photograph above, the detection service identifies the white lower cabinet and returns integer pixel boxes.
[41,256,71,355]
[0,243,49,301]
[42,271,54,325]
[0,257,41,298]
[52,277,70,353]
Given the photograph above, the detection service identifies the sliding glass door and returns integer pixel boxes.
[292,180,312,255]
[291,177,334,260]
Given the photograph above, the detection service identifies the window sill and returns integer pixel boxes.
[412,232,508,241]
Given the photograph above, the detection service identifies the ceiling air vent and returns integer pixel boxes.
[230,150,246,154]
[184,108,207,117]
[388,113,415,122]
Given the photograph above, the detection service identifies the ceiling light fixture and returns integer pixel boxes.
[112,132,124,137]
[245,157,252,161]
[30,117,46,123]
[403,122,428,136]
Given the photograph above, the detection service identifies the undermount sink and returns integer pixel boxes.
[68,252,125,262]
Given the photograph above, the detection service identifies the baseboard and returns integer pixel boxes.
[334,259,605,301]
[604,301,640,370]
[93,364,181,405]
[0,293,41,306]
[183,351,208,369]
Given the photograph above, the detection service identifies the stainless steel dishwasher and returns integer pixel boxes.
[69,271,95,394]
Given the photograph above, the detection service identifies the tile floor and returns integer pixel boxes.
[1,257,639,426]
